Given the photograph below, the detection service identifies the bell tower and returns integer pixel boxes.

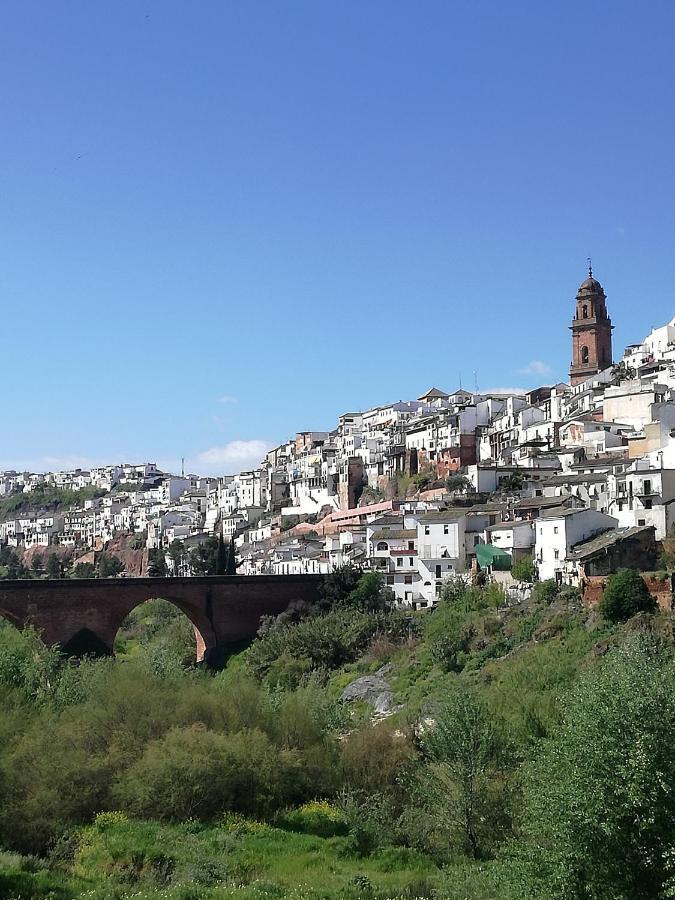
[569,262,613,386]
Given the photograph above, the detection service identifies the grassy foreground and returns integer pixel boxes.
[0,812,439,899]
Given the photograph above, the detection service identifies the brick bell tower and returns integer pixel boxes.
[569,261,613,386]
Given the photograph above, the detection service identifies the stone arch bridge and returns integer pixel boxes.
[0,574,323,664]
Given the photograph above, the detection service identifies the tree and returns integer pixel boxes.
[97,553,124,578]
[346,571,391,612]
[499,471,524,492]
[319,565,363,611]
[188,537,219,576]
[31,552,44,577]
[412,469,436,491]
[46,554,62,579]
[419,689,512,859]
[73,562,96,579]
[215,534,227,576]
[511,556,535,583]
[147,548,167,577]
[167,539,186,576]
[226,539,237,576]
[599,568,657,622]
[519,636,675,898]
[446,473,472,493]
[0,546,17,567]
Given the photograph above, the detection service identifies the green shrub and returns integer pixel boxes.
[0,626,63,704]
[511,556,535,582]
[413,690,514,861]
[519,635,675,898]
[246,608,411,682]
[277,801,349,838]
[424,602,473,672]
[599,569,657,622]
[532,579,559,605]
[116,724,288,820]
[340,720,417,796]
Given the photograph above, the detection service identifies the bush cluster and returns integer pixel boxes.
[0,566,673,899]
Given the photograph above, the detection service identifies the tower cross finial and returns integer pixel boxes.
[587,256,593,278]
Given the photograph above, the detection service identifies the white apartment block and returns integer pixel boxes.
[535,508,617,582]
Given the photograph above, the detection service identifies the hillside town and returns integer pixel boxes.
[2,269,675,608]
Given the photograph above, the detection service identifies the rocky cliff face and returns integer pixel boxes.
[104,533,148,576]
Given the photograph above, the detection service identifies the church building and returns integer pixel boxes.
[569,264,614,386]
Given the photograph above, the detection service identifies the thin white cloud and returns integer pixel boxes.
[518,360,553,377]
[481,386,528,396]
[216,394,237,404]
[0,454,105,472]
[192,439,273,474]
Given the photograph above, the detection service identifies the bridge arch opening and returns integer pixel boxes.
[114,597,213,665]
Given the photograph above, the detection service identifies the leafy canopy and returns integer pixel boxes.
[599,568,657,622]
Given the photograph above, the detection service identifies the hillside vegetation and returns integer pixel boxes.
[0,486,105,522]
[0,568,674,899]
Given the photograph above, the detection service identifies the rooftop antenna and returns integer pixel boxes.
[587,256,593,278]
[474,371,479,392]
[459,372,463,390]
[181,457,185,478]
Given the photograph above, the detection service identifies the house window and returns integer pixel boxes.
[581,346,589,364]
[396,557,403,567]
[443,524,449,535]
[644,498,653,510]
[582,304,588,318]
[638,518,646,526]
[435,565,441,578]
[404,574,413,584]
[408,541,415,550]
[386,575,394,585]
[409,557,414,566]
[424,525,430,535]
[644,480,652,495]
[376,541,388,551]
[554,549,559,559]
[554,526,558,534]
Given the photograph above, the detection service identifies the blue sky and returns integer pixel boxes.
[2,1,674,475]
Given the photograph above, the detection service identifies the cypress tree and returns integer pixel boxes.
[226,539,237,575]
[215,533,227,576]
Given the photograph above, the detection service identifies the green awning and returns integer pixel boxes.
[475,543,512,571]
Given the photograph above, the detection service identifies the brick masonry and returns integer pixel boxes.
[582,573,674,612]
[0,574,324,663]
